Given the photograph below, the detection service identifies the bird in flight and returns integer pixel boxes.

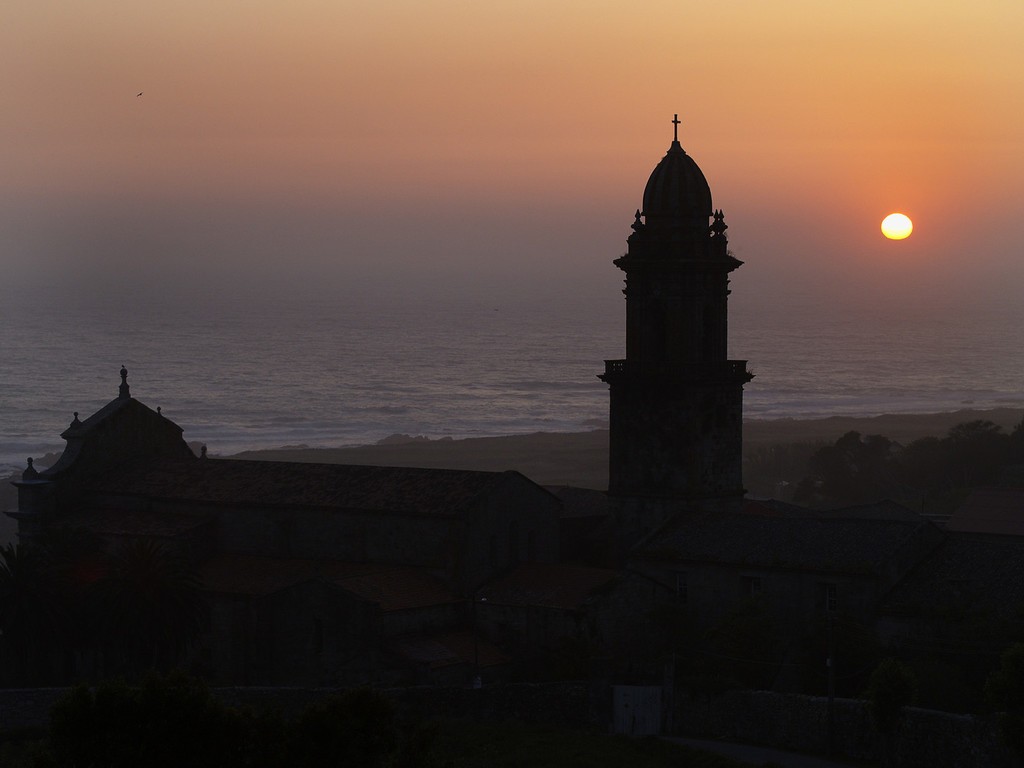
[137,92,143,97]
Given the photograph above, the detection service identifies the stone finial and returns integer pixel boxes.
[71,411,81,426]
[200,445,208,459]
[22,457,39,481]
[710,209,728,237]
[119,365,130,399]
[631,209,644,232]
[157,406,162,415]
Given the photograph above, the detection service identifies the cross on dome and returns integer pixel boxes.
[672,114,681,142]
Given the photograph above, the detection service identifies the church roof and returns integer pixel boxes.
[84,457,540,517]
[479,562,622,610]
[38,368,192,481]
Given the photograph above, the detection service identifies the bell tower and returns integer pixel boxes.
[600,116,751,507]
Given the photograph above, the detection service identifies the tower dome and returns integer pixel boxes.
[641,116,712,229]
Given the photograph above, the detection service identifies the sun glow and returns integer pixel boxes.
[881,213,913,240]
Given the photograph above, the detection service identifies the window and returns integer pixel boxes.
[674,571,688,604]
[826,584,838,612]
[819,582,838,613]
[313,618,324,655]
[741,575,762,597]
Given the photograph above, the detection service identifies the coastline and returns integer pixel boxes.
[2,406,1021,546]
[225,406,1024,491]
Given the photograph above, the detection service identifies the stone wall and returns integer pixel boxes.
[0,682,606,734]
[675,690,1018,768]
[1,683,1018,768]
[0,689,66,732]
[214,682,608,730]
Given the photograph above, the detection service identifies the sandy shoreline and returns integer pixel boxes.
[226,407,1024,491]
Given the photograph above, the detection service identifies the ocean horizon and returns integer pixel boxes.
[3,276,1023,476]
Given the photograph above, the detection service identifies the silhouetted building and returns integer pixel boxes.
[10,370,562,685]
[8,118,1024,693]
[601,117,751,521]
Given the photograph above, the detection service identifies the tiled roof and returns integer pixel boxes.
[479,563,622,609]
[825,499,926,523]
[544,486,611,519]
[199,555,365,596]
[86,458,524,517]
[389,631,509,669]
[947,487,1024,536]
[199,554,457,611]
[741,499,918,522]
[741,499,812,517]
[635,507,930,574]
[327,567,457,612]
[882,533,1024,618]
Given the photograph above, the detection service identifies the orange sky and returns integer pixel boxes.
[3,1,1023,305]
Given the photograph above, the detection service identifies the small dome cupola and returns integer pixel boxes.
[641,114,712,231]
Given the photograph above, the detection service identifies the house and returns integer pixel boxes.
[630,500,944,639]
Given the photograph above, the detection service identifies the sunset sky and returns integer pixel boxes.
[3,1,1023,309]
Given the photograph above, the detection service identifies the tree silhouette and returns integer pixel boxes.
[36,526,109,676]
[50,673,265,768]
[797,420,1020,512]
[0,543,64,684]
[986,643,1024,759]
[290,688,399,768]
[865,657,917,768]
[944,420,1008,487]
[795,431,897,506]
[91,540,208,677]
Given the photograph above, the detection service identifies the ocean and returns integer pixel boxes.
[2,278,1022,476]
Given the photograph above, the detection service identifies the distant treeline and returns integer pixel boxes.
[792,419,1024,514]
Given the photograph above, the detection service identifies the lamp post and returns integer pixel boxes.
[472,595,486,688]
[827,613,836,755]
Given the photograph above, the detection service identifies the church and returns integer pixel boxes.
[8,118,1023,691]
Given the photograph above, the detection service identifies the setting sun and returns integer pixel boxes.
[881,213,913,240]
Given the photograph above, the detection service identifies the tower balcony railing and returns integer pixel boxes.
[602,359,751,382]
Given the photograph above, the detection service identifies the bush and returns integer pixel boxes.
[985,643,1024,758]
[50,674,243,768]
[48,676,413,768]
[289,688,398,768]
[864,657,916,735]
